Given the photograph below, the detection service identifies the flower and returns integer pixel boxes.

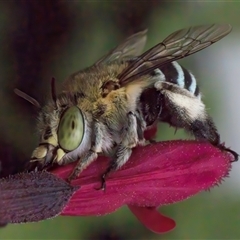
[0,171,78,224]
[52,140,234,234]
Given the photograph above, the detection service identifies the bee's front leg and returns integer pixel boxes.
[99,111,145,190]
[67,121,103,182]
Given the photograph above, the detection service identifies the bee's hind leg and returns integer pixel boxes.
[98,111,145,190]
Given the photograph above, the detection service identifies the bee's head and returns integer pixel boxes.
[15,78,91,171]
[33,103,86,170]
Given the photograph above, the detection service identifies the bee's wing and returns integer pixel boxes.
[94,29,148,65]
[118,24,232,84]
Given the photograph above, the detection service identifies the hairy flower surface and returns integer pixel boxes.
[52,140,233,233]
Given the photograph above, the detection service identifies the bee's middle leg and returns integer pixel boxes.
[67,121,103,182]
[99,145,132,190]
[99,111,144,190]
[122,111,144,147]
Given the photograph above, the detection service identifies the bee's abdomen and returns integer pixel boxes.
[140,61,201,127]
[156,61,200,98]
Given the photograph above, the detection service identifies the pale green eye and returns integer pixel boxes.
[57,106,84,151]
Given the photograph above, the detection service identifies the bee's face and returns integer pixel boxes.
[31,95,88,169]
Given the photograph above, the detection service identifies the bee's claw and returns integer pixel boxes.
[217,143,239,162]
[95,174,107,191]
[148,139,157,144]
[224,147,239,162]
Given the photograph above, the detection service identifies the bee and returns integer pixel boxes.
[15,24,238,189]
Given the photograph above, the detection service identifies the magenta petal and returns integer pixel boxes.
[52,140,233,216]
[144,125,157,140]
[128,206,176,234]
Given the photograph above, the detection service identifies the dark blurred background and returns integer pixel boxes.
[0,1,240,239]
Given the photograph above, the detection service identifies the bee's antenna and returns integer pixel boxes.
[14,88,41,108]
[51,77,57,107]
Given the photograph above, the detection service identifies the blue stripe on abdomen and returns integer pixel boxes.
[154,62,200,98]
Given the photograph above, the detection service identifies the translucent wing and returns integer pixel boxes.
[94,29,147,65]
[118,24,232,84]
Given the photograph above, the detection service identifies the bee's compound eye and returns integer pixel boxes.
[58,106,84,151]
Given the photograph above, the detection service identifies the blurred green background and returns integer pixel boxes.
[0,1,240,239]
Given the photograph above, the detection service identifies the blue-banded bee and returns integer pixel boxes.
[15,24,238,188]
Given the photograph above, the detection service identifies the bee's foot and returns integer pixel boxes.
[148,139,157,144]
[95,174,107,191]
[225,148,239,162]
[219,144,239,162]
